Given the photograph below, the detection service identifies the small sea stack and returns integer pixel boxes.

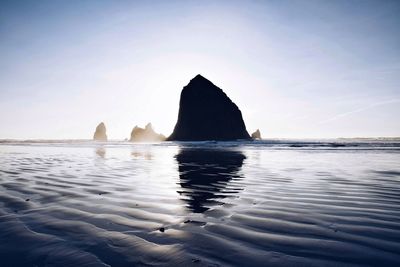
[167,75,251,141]
[93,122,107,141]
[251,129,261,139]
[130,123,166,142]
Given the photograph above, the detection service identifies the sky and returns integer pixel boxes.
[1,0,399,139]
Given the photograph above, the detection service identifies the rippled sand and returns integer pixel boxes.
[0,140,400,266]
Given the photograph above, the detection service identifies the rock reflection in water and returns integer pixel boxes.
[95,147,106,158]
[176,148,245,213]
[131,150,153,160]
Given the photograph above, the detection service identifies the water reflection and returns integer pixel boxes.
[131,150,153,160]
[95,147,106,158]
[176,148,245,213]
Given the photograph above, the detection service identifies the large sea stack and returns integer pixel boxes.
[167,75,251,141]
[93,122,107,141]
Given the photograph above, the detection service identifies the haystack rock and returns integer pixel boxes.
[251,129,261,139]
[93,122,107,141]
[130,123,166,142]
[167,75,251,141]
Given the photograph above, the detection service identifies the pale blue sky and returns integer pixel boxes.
[1,0,399,139]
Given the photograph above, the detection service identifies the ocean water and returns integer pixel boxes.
[0,139,399,267]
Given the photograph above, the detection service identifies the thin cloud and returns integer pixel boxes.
[319,98,400,124]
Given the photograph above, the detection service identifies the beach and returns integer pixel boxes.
[0,140,400,266]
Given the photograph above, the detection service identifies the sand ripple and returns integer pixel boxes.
[0,142,400,266]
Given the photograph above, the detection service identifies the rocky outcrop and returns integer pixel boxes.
[130,123,166,142]
[167,75,251,141]
[93,122,107,141]
[251,129,261,139]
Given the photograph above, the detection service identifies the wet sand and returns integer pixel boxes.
[0,140,400,266]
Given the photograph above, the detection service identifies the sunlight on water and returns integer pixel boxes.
[0,140,400,266]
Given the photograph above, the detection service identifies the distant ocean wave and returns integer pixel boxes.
[1,138,400,150]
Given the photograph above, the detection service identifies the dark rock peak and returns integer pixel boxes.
[93,122,107,141]
[167,75,251,141]
[191,74,211,83]
[186,74,225,94]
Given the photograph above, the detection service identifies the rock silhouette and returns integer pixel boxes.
[130,123,166,142]
[167,75,251,141]
[251,129,261,139]
[93,122,107,141]
[176,148,245,213]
